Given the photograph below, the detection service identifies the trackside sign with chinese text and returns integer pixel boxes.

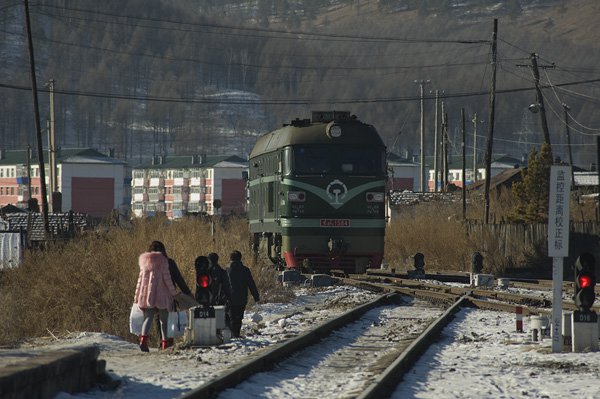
[548,165,571,258]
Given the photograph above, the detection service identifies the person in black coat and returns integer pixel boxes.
[226,250,259,338]
[207,253,232,307]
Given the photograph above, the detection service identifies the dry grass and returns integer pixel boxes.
[385,196,552,275]
[386,202,473,272]
[0,216,289,346]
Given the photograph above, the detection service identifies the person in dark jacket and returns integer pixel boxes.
[150,241,192,348]
[226,250,259,338]
[207,252,232,307]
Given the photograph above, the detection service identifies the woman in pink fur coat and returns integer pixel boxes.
[134,241,178,352]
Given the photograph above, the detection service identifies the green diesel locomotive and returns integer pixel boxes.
[248,111,387,274]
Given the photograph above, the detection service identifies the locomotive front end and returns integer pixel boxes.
[248,111,387,275]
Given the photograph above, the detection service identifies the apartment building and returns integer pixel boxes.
[130,154,248,219]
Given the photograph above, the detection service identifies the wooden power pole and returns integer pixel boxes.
[484,18,498,225]
[415,79,430,192]
[461,108,467,219]
[530,53,552,149]
[23,0,49,235]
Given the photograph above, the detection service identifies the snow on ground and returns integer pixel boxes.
[392,308,600,399]
[3,284,600,399]
[219,299,444,399]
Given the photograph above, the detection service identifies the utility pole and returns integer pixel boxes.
[597,136,600,223]
[415,79,430,192]
[472,113,478,183]
[26,145,32,205]
[46,119,53,212]
[484,18,498,225]
[441,102,448,192]
[530,53,552,149]
[562,103,575,187]
[23,0,49,235]
[462,108,467,219]
[46,79,57,212]
[433,90,440,192]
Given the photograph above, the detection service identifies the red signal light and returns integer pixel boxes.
[198,275,209,288]
[579,275,593,289]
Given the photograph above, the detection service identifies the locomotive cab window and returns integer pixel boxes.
[292,146,384,176]
[282,148,293,175]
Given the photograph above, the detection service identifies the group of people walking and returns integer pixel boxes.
[133,241,260,352]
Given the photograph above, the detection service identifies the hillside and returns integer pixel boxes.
[0,0,598,166]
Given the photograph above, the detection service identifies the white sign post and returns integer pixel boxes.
[548,165,572,353]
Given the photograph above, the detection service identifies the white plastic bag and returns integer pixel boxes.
[167,310,188,338]
[129,303,144,335]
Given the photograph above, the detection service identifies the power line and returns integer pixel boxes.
[4,77,600,105]
[32,3,490,45]
[35,8,491,61]
[542,70,600,135]
[22,31,493,72]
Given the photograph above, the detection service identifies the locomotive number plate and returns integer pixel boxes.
[320,219,351,227]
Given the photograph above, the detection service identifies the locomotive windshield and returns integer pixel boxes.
[286,146,385,176]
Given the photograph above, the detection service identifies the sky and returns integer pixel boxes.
[3,284,600,399]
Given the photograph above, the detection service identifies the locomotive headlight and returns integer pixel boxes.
[288,191,306,202]
[366,192,384,202]
[327,122,342,138]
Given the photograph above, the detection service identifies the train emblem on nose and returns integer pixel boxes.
[326,179,348,205]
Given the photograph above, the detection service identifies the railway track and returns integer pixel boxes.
[180,273,574,398]
[353,271,600,314]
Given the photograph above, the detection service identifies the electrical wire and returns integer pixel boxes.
[31,3,490,45]
[541,70,600,135]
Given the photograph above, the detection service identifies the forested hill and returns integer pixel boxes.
[1,0,599,166]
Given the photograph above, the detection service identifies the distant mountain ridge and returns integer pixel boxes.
[1,0,598,166]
